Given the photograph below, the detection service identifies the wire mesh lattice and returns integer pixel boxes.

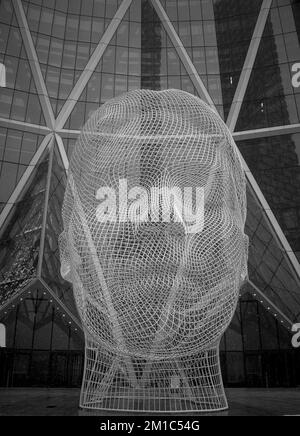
[60,89,248,412]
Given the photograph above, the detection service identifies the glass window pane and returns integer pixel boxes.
[226,352,245,385]
[26,94,41,124]
[0,162,18,202]
[12,353,31,385]
[15,59,31,92]
[68,0,81,14]
[241,301,261,351]
[114,75,127,95]
[177,0,190,20]
[203,22,217,46]
[30,351,50,384]
[245,354,263,387]
[279,5,296,33]
[191,22,204,46]
[81,0,93,16]
[105,0,118,18]
[11,91,27,121]
[5,57,18,89]
[115,46,128,74]
[284,32,300,62]
[70,102,86,130]
[167,48,180,75]
[226,311,243,351]
[91,18,105,44]
[6,28,22,57]
[56,0,68,13]
[52,12,66,39]
[4,130,22,163]
[102,46,116,73]
[189,0,202,20]
[129,21,141,48]
[0,24,10,51]
[128,48,141,76]
[202,0,214,20]
[165,1,177,21]
[93,0,106,17]
[178,21,192,47]
[20,133,38,165]
[117,22,129,46]
[33,302,52,350]
[59,69,74,99]
[79,16,92,42]
[101,73,114,102]
[206,47,219,74]
[39,9,53,35]
[192,47,206,74]
[62,42,76,69]
[87,72,101,102]
[35,35,50,64]
[46,67,60,98]
[0,88,13,118]
[65,16,79,40]
[48,39,63,68]
[0,128,6,160]
[76,43,90,70]
[0,0,14,25]
[129,0,141,21]
[51,315,69,350]
[26,4,41,33]
[14,300,35,348]
[259,306,279,350]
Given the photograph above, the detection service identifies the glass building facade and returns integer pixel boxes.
[0,0,300,388]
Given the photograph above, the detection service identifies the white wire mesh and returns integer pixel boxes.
[60,89,248,412]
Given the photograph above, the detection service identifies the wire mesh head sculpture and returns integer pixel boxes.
[60,89,248,413]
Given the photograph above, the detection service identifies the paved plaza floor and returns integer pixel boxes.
[0,388,299,416]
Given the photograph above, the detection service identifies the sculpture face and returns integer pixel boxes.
[60,89,248,360]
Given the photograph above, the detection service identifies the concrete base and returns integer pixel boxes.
[0,388,299,416]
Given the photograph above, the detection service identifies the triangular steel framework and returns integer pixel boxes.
[0,277,82,329]
[0,0,300,329]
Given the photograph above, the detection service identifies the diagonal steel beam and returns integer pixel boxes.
[37,136,55,277]
[150,0,215,109]
[0,117,50,135]
[0,277,82,330]
[0,133,54,237]
[226,0,273,132]
[12,0,56,130]
[56,129,81,140]
[55,0,133,130]
[234,123,300,141]
[55,134,69,172]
